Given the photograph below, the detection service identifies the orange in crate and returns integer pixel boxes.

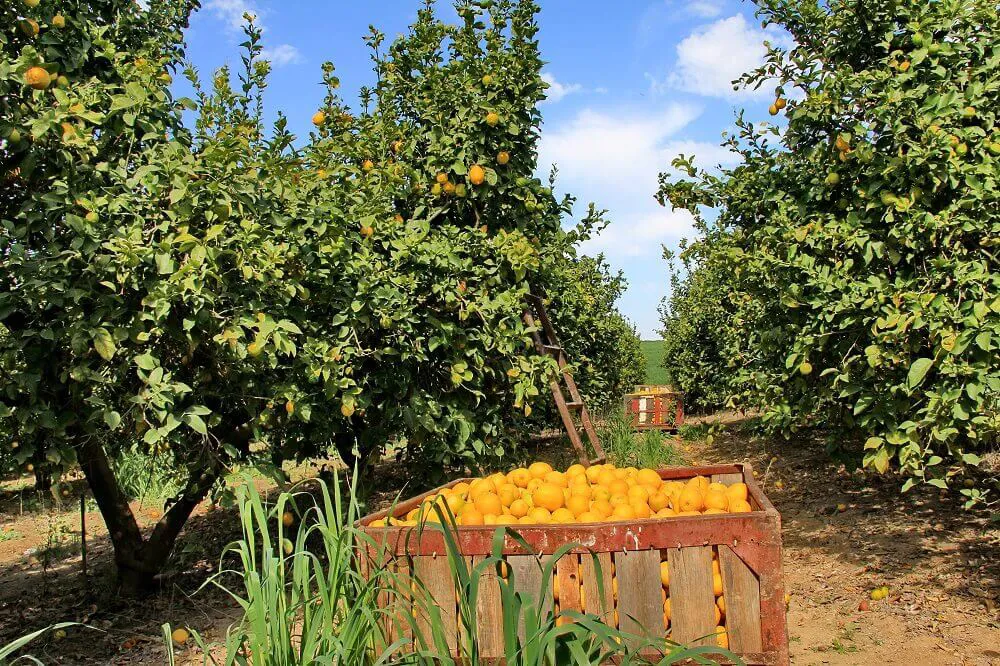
[359,463,789,665]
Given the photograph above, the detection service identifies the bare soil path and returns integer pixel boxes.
[0,424,996,664]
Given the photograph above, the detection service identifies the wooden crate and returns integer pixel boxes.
[358,463,788,665]
[624,390,684,430]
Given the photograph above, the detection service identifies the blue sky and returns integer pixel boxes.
[182,0,783,338]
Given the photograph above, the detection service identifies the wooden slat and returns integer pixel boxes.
[556,555,583,623]
[473,555,505,659]
[389,555,413,651]
[719,546,763,654]
[615,550,665,648]
[508,554,546,645]
[667,546,717,647]
[412,555,458,652]
[711,472,745,486]
[580,551,615,624]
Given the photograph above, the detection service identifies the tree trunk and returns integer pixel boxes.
[76,435,225,596]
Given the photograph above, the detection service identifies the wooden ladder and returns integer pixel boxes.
[523,292,605,466]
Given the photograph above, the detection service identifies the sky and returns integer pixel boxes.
[181,0,783,339]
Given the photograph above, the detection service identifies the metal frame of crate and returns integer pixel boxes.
[358,463,789,665]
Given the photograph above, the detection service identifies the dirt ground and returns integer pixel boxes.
[0,423,997,665]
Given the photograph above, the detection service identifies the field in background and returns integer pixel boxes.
[640,340,668,385]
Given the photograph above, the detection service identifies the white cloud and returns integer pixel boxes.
[260,44,303,67]
[204,0,263,32]
[541,72,583,104]
[539,103,740,260]
[687,0,723,18]
[665,14,785,99]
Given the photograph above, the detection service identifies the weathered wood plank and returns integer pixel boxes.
[473,555,505,659]
[616,550,665,648]
[667,546,716,647]
[556,554,583,624]
[412,555,457,652]
[719,546,763,654]
[580,551,615,624]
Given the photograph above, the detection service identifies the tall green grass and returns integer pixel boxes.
[600,410,685,470]
[167,470,732,665]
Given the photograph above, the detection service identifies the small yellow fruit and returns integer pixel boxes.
[170,628,190,645]
[285,400,294,415]
[485,111,499,126]
[482,74,493,86]
[362,159,374,172]
[435,172,449,184]
[497,151,510,165]
[469,164,486,185]
[51,14,65,28]
[24,0,41,7]
[768,103,779,115]
[282,511,294,527]
[25,66,51,90]
[311,111,326,126]
[340,402,355,418]
[774,97,787,110]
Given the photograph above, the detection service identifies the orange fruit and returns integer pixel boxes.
[630,500,651,519]
[461,508,484,525]
[485,111,499,126]
[311,110,326,126]
[654,508,677,519]
[51,14,66,29]
[569,483,592,499]
[483,514,498,525]
[714,627,728,650]
[677,488,704,513]
[497,150,510,165]
[469,164,486,186]
[544,470,568,487]
[445,493,466,514]
[704,490,728,511]
[25,66,51,90]
[517,515,536,525]
[627,485,650,503]
[475,493,503,516]
[435,172,449,184]
[609,494,629,508]
[659,562,670,587]
[452,482,471,496]
[576,510,601,523]
[729,499,752,513]
[591,499,613,518]
[649,492,670,512]
[717,596,726,615]
[636,468,662,489]
[526,477,543,493]
[566,494,590,518]
[664,598,671,622]
[687,476,710,493]
[528,506,551,523]
[591,486,611,502]
[495,514,518,526]
[725,483,748,502]
[508,498,530,518]
[170,628,189,645]
[712,559,720,574]
[585,464,603,483]
[281,511,295,527]
[550,508,575,523]
[713,572,724,596]
[613,467,630,480]
[509,468,532,488]
[608,479,629,496]
[611,504,636,521]
[596,469,617,487]
[497,484,518,507]
[714,606,722,624]
[468,478,494,499]
[528,461,553,479]
[533,484,565,512]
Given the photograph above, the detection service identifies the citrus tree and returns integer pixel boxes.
[658,0,999,495]
[1,0,640,592]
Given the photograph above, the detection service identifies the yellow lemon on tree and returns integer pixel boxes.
[485,111,499,126]
[25,66,51,90]
[311,110,326,126]
[469,164,486,185]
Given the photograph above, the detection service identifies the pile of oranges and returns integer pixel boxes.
[372,462,752,527]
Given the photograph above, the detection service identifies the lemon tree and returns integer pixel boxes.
[658,0,999,495]
[1,0,641,592]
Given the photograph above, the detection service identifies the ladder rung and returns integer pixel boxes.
[565,401,583,409]
[543,344,563,354]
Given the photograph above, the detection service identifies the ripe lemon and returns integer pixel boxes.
[585,465,603,483]
[591,499,613,518]
[611,504,636,521]
[677,489,704,513]
[717,596,725,614]
[452,481,470,495]
[654,507,677,519]
[630,500,652,519]
[51,14,66,28]
[497,484,518,507]
[497,150,510,165]
[474,493,502,516]
[311,110,326,126]
[725,482,748,502]
[528,461,553,479]
[460,508,484,525]
[435,172,449,184]
[566,463,586,478]
[596,469,617,487]
[517,515,536,525]
[509,468,531,488]
[362,159,374,172]
[544,470,568,487]
[649,492,670,512]
[714,627,728,649]
[551,508,575,523]
[608,479,629,496]
[704,490,728,511]
[532,483,564,512]
[25,66,51,90]
[469,164,486,185]
[485,111,499,126]
[659,561,670,587]
[577,510,601,523]
[636,468,662,489]
[171,628,189,645]
[508,498,530,518]
[566,494,589,517]
[729,499,752,513]
[281,511,295,527]
[713,572,724,596]
[627,485,650,503]
[528,506,551,523]
[495,514,518,525]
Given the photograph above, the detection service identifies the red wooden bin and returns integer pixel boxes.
[624,390,684,430]
[358,463,788,665]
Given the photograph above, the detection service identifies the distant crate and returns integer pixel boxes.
[358,463,789,665]
[624,388,684,430]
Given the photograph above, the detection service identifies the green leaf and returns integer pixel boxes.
[104,411,121,429]
[184,413,207,435]
[93,328,117,361]
[906,357,933,389]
